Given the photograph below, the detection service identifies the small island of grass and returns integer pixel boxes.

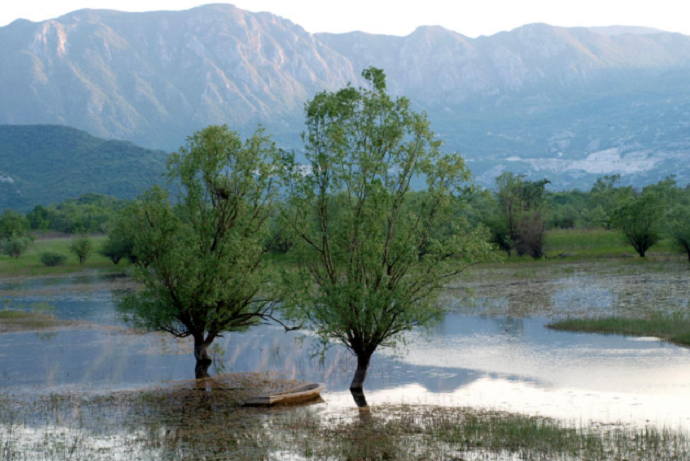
[0,309,75,334]
[547,315,690,347]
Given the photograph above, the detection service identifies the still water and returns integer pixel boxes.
[1,268,690,429]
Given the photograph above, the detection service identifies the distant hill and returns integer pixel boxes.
[1,5,690,189]
[0,125,168,211]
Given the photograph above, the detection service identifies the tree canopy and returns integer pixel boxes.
[280,67,492,393]
[119,125,282,378]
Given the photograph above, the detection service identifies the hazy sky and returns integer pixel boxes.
[1,0,689,37]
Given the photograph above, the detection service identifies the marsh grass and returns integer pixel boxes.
[0,303,78,333]
[451,260,690,319]
[2,385,690,461]
[548,314,690,347]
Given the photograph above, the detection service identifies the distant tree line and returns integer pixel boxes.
[24,193,128,234]
[4,166,689,264]
[474,173,690,259]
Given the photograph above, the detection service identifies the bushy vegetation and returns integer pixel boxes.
[39,251,67,267]
[0,208,33,259]
[478,174,690,260]
[26,193,129,234]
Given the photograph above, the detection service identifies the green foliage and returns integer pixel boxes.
[665,204,690,261]
[26,194,129,234]
[39,251,68,267]
[99,204,141,265]
[1,235,31,258]
[280,68,492,390]
[69,232,93,264]
[611,192,666,257]
[588,175,633,229]
[491,173,550,258]
[0,208,32,258]
[119,125,280,368]
[0,209,29,240]
[581,205,608,229]
[0,125,168,212]
[26,205,50,231]
[550,204,579,229]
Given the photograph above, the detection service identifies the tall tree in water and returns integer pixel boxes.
[120,125,280,378]
[281,68,492,396]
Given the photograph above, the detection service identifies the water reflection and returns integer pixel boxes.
[2,265,690,429]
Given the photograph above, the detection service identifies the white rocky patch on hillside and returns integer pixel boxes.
[502,148,672,176]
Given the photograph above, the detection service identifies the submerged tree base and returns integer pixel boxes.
[547,314,690,347]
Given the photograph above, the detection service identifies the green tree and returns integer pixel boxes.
[587,175,632,229]
[611,192,665,257]
[0,209,29,241]
[280,68,492,394]
[119,125,281,378]
[493,173,550,258]
[1,236,31,258]
[99,236,127,264]
[581,205,608,229]
[0,209,32,258]
[666,204,690,261]
[27,205,50,231]
[99,204,140,265]
[69,232,93,264]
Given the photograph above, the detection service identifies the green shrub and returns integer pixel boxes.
[39,251,68,267]
[1,236,32,259]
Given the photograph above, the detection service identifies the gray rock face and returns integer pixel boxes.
[0,5,356,149]
[2,5,690,189]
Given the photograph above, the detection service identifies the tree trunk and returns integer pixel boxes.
[195,359,211,379]
[350,389,369,408]
[639,250,645,257]
[194,335,213,380]
[686,249,690,262]
[350,352,371,392]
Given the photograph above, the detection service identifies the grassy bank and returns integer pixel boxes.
[548,314,690,346]
[544,228,676,259]
[0,234,127,277]
[3,228,685,280]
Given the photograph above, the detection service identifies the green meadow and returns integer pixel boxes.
[0,234,127,277]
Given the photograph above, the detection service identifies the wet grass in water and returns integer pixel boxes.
[548,314,690,347]
[452,260,690,319]
[0,304,77,333]
[2,387,690,460]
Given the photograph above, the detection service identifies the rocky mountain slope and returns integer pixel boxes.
[1,4,690,190]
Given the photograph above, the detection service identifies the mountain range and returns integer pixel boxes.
[1,3,690,200]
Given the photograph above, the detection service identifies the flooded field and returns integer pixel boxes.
[2,261,690,459]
